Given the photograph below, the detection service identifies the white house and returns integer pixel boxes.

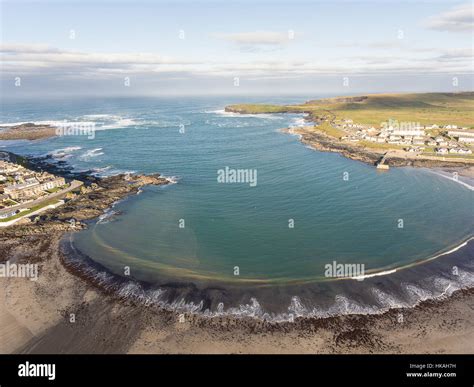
[392,129,425,137]
[458,137,474,143]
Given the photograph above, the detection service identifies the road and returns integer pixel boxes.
[0,180,83,217]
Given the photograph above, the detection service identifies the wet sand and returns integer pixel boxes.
[59,232,474,320]
[0,152,472,354]
[0,226,473,354]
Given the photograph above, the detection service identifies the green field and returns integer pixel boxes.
[310,121,346,138]
[226,92,474,128]
[46,184,68,193]
[1,199,18,207]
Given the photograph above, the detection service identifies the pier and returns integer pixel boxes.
[376,152,390,170]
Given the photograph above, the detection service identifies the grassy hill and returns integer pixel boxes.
[226,92,474,128]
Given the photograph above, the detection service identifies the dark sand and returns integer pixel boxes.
[1,226,473,354]
[0,152,472,354]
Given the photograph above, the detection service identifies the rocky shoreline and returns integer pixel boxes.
[2,225,474,353]
[0,152,473,354]
[0,151,169,232]
[225,102,474,171]
[289,127,474,170]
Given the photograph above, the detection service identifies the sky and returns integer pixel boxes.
[0,0,473,97]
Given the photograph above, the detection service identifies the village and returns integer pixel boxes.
[335,119,474,156]
[0,153,82,224]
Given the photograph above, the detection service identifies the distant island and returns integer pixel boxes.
[226,92,474,170]
[0,123,57,140]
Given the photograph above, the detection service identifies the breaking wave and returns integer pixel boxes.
[47,146,82,159]
[97,208,120,224]
[0,115,140,132]
[61,233,474,322]
[163,175,180,184]
[91,166,111,176]
[428,170,474,192]
[289,117,308,128]
[205,109,285,120]
[79,148,104,161]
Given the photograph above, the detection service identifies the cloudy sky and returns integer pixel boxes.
[1,0,473,97]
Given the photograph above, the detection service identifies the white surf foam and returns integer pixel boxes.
[351,236,473,281]
[79,148,104,161]
[64,242,474,322]
[98,118,138,130]
[0,120,69,127]
[98,168,137,177]
[0,116,139,132]
[352,268,397,280]
[82,114,117,119]
[163,175,180,184]
[428,170,474,191]
[48,146,82,157]
[289,117,308,128]
[90,166,112,177]
[285,127,303,139]
[140,119,191,128]
[80,114,139,130]
[206,109,283,120]
[97,208,119,224]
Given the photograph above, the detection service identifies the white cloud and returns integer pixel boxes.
[436,47,473,60]
[0,43,61,54]
[0,43,199,66]
[424,3,474,32]
[215,30,295,45]
[1,42,472,84]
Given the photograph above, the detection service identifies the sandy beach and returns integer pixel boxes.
[0,148,473,354]
[1,237,473,354]
[0,160,473,354]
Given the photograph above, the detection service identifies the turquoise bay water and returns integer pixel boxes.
[1,97,473,286]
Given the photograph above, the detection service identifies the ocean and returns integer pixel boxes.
[2,96,474,319]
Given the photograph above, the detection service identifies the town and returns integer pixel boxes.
[335,119,474,156]
[0,153,82,225]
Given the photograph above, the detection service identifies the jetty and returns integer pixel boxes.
[376,152,390,170]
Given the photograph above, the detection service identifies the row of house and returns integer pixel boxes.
[447,130,474,144]
[3,176,66,200]
[337,118,474,152]
[0,161,67,202]
[405,146,425,153]
[436,148,472,155]
[0,160,23,174]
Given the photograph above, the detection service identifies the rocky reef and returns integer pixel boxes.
[0,123,57,140]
